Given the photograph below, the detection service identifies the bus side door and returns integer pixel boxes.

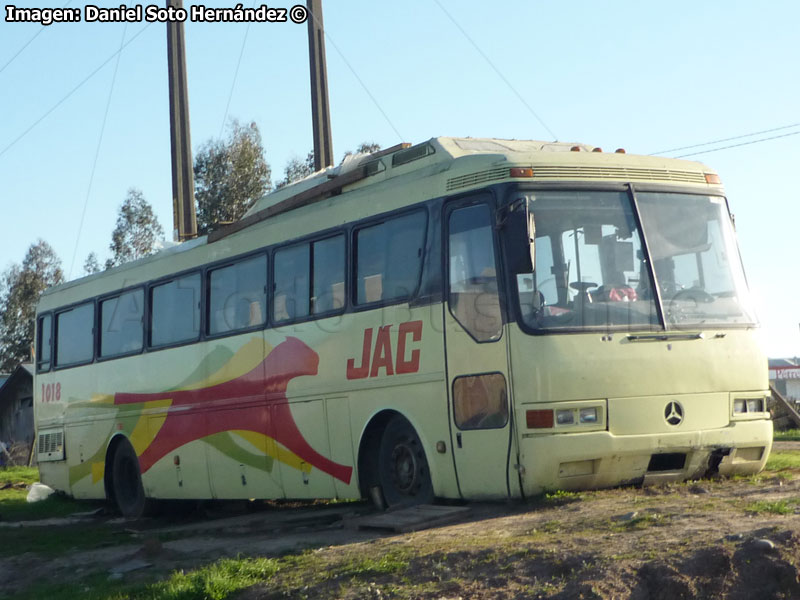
[444,197,513,499]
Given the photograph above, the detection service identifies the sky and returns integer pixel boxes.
[0,0,798,357]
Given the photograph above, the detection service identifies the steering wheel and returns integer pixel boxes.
[666,288,714,324]
[670,288,714,304]
[570,281,598,293]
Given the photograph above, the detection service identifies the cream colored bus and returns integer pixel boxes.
[34,138,772,518]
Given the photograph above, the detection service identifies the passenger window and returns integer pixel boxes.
[312,235,345,314]
[37,315,52,371]
[274,244,310,322]
[448,204,502,342]
[55,302,94,367]
[453,373,508,429]
[208,255,267,334]
[355,211,426,305]
[150,274,201,346]
[100,289,144,357]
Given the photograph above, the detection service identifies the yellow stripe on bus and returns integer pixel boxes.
[130,399,174,456]
[179,338,271,391]
[232,430,311,473]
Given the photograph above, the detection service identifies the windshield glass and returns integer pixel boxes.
[517,190,659,330]
[637,192,755,327]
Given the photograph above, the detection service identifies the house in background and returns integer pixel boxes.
[0,363,34,450]
[770,357,800,406]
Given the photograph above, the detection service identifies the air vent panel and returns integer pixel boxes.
[446,167,509,191]
[37,429,65,461]
[531,166,707,184]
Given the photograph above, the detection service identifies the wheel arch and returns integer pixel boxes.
[356,409,402,499]
[356,409,436,500]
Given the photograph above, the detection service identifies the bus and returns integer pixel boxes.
[33,137,772,518]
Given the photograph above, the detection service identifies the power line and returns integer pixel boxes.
[0,22,153,161]
[69,24,128,279]
[674,130,800,158]
[311,11,404,143]
[219,0,256,138]
[431,0,558,142]
[0,0,73,77]
[651,122,800,155]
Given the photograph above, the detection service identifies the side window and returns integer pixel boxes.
[453,373,508,429]
[208,255,267,335]
[274,244,310,322]
[448,204,502,342]
[37,315,52,371]
[312,235,345,314]
[100,289,144,357]
[150,273,201,346]
[355,211,427,305]
[55,302,94,367]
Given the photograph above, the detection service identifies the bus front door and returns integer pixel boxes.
[444,199,514,499]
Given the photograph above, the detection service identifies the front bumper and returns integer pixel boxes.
[517,418,772,496]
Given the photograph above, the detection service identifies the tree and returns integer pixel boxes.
[276,151,315,189]
[0,240,64,371]
[343,141,382,159]
[106,188,165,269]
[83,252,101,275]
[194,120,271,234]
[278,142,382,188]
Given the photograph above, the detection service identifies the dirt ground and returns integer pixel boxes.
[4,459,800,599]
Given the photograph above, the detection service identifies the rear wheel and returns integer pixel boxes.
[378,416,434,508]
[111,440,149,519]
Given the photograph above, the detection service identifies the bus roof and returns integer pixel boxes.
[39,136,718,309]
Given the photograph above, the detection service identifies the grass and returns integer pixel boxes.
[774,429,800,442]
[0,466,39,486]
[744,499,799,515]
[7,557,281,600]
[765,450,800,472]
[339,551,410,578]
[543,490,583,505]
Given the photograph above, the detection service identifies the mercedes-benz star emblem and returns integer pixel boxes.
[664,401,684,426]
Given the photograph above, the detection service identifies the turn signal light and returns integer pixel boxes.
[526,409,554,429]
[704,173,721,184]
[510,167,534,177]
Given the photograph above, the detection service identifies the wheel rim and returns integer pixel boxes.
[390,439,420,495]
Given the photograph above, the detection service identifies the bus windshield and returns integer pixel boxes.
[516,190,755,331]
[637,192,755,327]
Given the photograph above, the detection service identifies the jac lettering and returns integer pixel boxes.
[346,321,423,380]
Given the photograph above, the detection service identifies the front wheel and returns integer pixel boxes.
[110,439,150,519]
[378,416,434,508]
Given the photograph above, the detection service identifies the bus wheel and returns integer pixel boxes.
[110,440,149,519]
[378,416,434,508]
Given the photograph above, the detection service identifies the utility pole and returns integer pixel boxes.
[167,0,197,241]
[307,0,334,170]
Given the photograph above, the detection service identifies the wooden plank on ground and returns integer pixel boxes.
[356,505,470,533]
[771,384,800,428]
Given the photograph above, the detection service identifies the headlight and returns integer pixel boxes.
[556,409,574,425]
[733,399,747,414]
[746,398,764,413]
[580,407,598,423]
